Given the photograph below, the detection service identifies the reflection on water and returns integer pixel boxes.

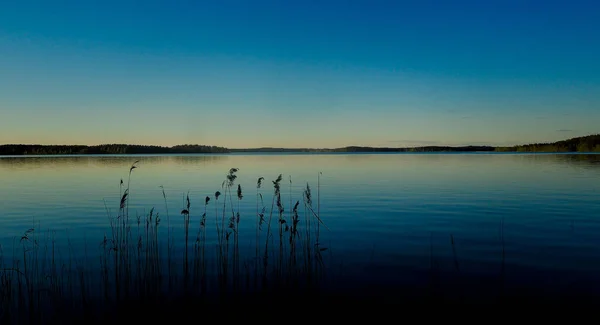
[0,153,600,293]
[0,154,231,169]
[2,152,600,170]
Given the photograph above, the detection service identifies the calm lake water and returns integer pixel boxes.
[1,153,600,295]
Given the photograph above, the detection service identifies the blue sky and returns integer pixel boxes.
[1,0,598,148]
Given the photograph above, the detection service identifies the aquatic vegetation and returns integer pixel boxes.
[0,163,327,324]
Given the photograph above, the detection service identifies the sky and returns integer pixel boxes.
[0,0,599,148]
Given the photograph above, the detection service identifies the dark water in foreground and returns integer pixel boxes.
[1,153,600,297]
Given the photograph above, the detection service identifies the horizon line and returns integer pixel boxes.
[1,133,597,150]
[0,142,504,149]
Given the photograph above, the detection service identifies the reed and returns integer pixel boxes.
[0,162,330,324]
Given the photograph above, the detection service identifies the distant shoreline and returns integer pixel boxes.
[2,152,600,159]
[1,134,599,155]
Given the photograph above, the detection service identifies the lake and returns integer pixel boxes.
[1,153,600,299]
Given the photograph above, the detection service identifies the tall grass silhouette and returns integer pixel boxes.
[0,162,327,324]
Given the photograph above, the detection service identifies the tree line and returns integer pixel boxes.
[494,134,600,152]
[0,144,230,155]
[1,134,599,155]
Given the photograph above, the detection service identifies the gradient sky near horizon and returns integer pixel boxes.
[1,0,599,148]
